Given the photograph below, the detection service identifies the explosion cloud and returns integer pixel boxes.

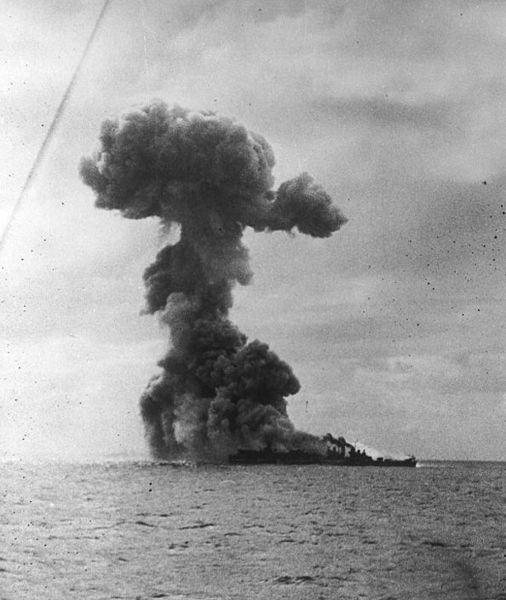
[80,102,347,460]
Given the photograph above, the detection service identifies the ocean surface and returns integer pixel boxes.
[0,460,504,600]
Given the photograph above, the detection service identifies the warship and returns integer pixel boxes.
[229,433,417,467]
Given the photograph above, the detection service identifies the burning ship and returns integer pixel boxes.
[81,103,416,466]
[229,434,417,467]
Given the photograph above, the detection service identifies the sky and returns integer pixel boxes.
[0,0,505,461]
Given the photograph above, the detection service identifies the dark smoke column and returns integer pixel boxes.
[80,102,347,460]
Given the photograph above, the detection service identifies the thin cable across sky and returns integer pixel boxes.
[0,0,111,256]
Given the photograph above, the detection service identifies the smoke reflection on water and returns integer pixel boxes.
[1,461,504,599]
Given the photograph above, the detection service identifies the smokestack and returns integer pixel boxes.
[80,102,347,460]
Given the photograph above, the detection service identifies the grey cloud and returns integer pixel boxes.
[382,176,505,275]
[358,352,506,396]
[313,95,455,130]
[139,0,307,33]
[329,174,506,281]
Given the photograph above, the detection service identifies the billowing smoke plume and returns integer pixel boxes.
[80,102,347,460]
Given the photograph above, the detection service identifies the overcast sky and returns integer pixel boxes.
[1,0,504,461]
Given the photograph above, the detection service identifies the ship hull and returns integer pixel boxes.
[228,450,417,467]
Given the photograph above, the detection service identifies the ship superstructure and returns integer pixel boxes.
[229,433,417,467]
